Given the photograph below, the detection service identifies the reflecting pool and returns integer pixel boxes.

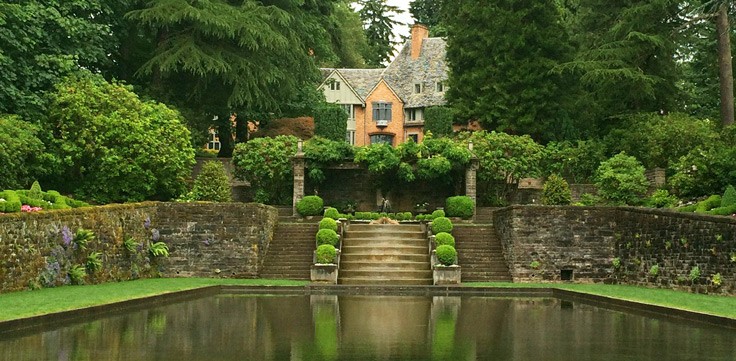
[1,295,734,360]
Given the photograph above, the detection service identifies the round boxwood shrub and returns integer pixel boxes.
[434,232,455,247]
[445,196,474,218]
[431,209,446,219]
[431,217,453,234]
[541,174,571,205]
[316,244,337,264]
[316,229,339,247]
[323,207,340,219]
[191,161,232,202]
[319,217,338,232]
[297,195,324,216]
[435,245,457,266]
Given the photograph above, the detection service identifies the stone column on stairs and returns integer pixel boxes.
[465,141,479,220]
[292,140,306,217]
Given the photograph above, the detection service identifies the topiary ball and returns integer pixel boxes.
[316,229,339,247]
[431,217,453,234]
[434,232,455,247]
[445,196,474,219]
[297,195,324,216]
[319,217,338,232]
[435,245,457,266]
[541,174,572,206]
[323,207,340,219]
[316,244,337,264]
[431,209,445,219]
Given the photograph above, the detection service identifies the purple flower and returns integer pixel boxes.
[144,216,151,229]
[151,228,160,241]
[61,226,72,247]
[203,239,210,246]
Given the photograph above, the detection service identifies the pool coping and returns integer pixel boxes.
[1,285,734,336]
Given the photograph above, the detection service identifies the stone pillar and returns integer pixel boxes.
[465,148,479,219]
[292,141,306,216]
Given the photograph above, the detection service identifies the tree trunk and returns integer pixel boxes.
[716,4,734,127]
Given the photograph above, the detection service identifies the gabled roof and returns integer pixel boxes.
[318,69,364,104]
[319,68,384,102]
[382,38,448,108]
[365,78,404,105]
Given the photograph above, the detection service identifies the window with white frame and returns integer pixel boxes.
[340,104,354,121]
[206,128,221,151]
[346,130,356,145]
[436,81,445,92]
[370,134,394,146]
[408,133,419,143]
[406,108,424,122]
[330,81,341,91]
[372,102,392,123]
[414,83,423,94]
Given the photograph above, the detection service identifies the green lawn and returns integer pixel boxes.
[467,282,736,319]
[0,278,307,322]
[0,279,734,322]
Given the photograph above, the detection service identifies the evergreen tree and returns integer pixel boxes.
[409,0,446,36]
[444,0,576,141]
[358,0,404,67]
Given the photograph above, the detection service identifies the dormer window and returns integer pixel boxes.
[436,82,445,92]
[330,81,341,91]
[414,83,423,94]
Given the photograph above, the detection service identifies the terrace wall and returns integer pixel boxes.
[494,206,736,294]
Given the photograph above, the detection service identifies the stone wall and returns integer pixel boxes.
[156,202,278,278]
[0,202,278,293]
[494,206,736,294]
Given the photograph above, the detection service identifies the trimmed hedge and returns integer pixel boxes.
[297,195,324,216]
[191,161,232,202]
[445,196,474,218]
[316,229,339,247]
[323,207,340,219]
[319,217,338,232]
[722,185,736,208]
[695,195,721,213]
[314,104,348,142]
[435,245,457,266]
[316,244,337,264]
[434,232,455,247]
[431,217,453,234]
[541,174,572,206]
[431,209,446,219]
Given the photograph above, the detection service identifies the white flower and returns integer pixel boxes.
[0,198,5,202]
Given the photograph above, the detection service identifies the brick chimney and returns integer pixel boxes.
[411,24,429,60]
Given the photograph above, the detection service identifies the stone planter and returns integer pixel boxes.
[433,265,461,285]
[311,264,338,284]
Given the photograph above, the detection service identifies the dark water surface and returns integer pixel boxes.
[1,295,734,361]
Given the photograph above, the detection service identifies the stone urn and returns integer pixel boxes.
[433,265,461,285]
[311,264,338,284]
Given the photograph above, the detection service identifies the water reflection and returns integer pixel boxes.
[1,295,734,360]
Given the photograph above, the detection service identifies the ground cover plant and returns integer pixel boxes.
[0,182,89,213]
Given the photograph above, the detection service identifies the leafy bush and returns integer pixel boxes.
[543,140,606,183]
[190,161,232,202]
[646,189,678,208]
[446,196,474,218]
[149,242,170,258]
[86,252,102,273]
[435,245,457,266]
[0,190,22,213]
[68,264,87,285]
[232,135,298,204]
[0,114,47,190]
[431,209,446,219]
[434,232,455,247]
[43,74,195,203]
[313,104,348,142]
[431,217,453,234]
[695,195,721,213]
[424,106,454,137]
[73,229,95,251]
[668,145,736,198]
[316,229,339,247]
[577,193,601,206]
[323,207,340,219]
[541,174,572,205]
[316,244,337,264]
[706,203,736,216]
[297,195,324,216]
[722,185,736,207]
[594,152,649,205]
[319,217,338,232]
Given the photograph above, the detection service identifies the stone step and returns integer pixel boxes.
[345,231,425,240]
[341,245,428,255]
[338,277,433,285]
[340,261,430,271]
[347,224,423,232]
[338,253,430,263]
[340,269,432,278]
[344,238,427,247]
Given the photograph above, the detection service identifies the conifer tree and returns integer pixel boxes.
[358,0,404,67]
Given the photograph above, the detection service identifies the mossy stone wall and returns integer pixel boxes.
[0,202,278,293]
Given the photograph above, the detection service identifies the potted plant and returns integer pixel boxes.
[433,245,461,285]
[311,244,339,284]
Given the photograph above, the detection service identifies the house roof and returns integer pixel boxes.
[383,37,448,108]
[319,37,448,108]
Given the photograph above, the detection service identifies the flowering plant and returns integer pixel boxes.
[21,204,42,212]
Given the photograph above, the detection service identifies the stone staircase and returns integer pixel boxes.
[453,224,512,282]
[259,222,318,280]
[339,224,432,285]
[474,207,498,224]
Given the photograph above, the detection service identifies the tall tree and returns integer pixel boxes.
[0,1,118,120]
[357,0,403,67]
[560,0,683,126]
[409,0,446,36]
[444,0,576,141]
